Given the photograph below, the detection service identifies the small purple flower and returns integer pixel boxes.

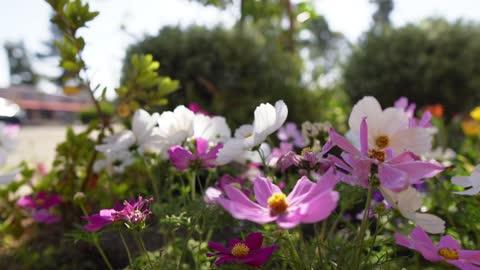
[83,196,153,231]
[394,97,432,128]
[17,191,62,224]
[217,169,339,229]
[204,175,250,204]
[267,142,294,167]
[277,122,306,148]
[395,226,480,270]
[112,196,154,228]
[168,138,223,171]
[207,232,279,267]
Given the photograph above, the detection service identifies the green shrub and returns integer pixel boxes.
[123,26,338,126]
[344,18,480,117]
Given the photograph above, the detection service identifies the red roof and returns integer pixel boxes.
[17,100,91,112]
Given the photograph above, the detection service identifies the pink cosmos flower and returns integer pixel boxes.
[207,232,279,267]
[395,226,480,269]
[204,174,251,204]
[328,118,443,191]
[18,191,63,224]
[267,142,294,167]
[277,122,306,148]
[83,196,153,232]
[168,138,223,171]
[217,168,339,229]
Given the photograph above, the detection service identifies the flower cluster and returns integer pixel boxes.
[18,191,63,224]
[83,195,153,231]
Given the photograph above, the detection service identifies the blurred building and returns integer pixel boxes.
[0,85,92,124]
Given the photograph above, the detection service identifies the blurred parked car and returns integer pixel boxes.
[0,97,25,124]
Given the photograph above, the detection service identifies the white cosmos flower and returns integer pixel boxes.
[348,96,433,155]
[96,109,160,154]
[452,165,480,195]
[154,105,231,159]
[216,100,287,165]
[154,105,195,153]
[193,114,231,144]
[93,150,136,175]
[380,185,445,234]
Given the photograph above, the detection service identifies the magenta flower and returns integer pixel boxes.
[204,174,251,204]
[83,209,117,232]
[207,232,279,267]
[277,122,306,148]
[17,191,62,224]
[395,226,480,269]
[83,196,153,231]
[217,168,339,229]
[168,138,223,171]
[267,142,294,167]
[188,102,210,116]
[277,148,328,172]
[328,118,444,191]
[112,196,154,228]
[17,191,62,209]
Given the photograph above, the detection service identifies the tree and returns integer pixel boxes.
[123,26,332,126]
[343,18,480,117]
[3,41,39,85]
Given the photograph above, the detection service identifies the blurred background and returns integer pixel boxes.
[1,0,480,167]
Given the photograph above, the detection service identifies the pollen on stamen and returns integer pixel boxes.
[438,248,459,260]
[368,149,386,162]
[268,193,289,215]
[231,243,250,257]
[375,135,390,149]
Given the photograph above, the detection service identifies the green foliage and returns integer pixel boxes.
[116,54,180,115]
[123,26,336,126]
[3,41,39,85]
[344,18,480,117]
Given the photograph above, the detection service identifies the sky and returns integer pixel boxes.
[1,0,480,94]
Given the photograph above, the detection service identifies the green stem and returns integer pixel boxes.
[190,171,196,200]
[286,231,304,269]
[352,179,375,270]
[119,229,133,266]
[134,232,154,269]
[93,237,114,270]
[141,156,159,198]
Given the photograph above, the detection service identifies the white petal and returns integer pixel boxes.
[216,139,246,165]
[451,175,473,188]
[404,212,445,234]
[193,115,231,143]
[379,108,409,136]
[132,109,158,145]
[397,186,422,213]
[235,124,254,139]
[252,100,288,145]
[348,96,383,134]
[390,127,433,155]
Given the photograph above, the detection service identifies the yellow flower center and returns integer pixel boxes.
[462,120,480,137]
[301,147,312,157]
[244,132,253,138]
[231,243,250,257]
[438,248,459,260]
[35,198,45,206]
[375,135,390,149]
[368,149,386,162]
[268,193,289,215]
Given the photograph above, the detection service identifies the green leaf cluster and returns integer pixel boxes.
[116,54,179,113]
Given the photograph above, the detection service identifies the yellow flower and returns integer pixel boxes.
[470,107,480,122]
[462,120,480,137]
